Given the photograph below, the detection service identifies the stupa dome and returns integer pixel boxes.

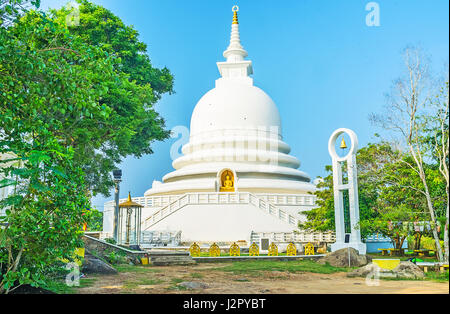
[144,5,316,196]
[190,82,281,137]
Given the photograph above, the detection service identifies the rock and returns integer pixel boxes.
[178,281,209,290]
[147,251,195,266]
[347,261,425,279]
[9,284,56,294]
[317,248,371,267]
[392,261,425,278]
[82,253,118,274]
[129,245,141,251]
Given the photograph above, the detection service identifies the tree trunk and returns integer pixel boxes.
[0,247,24,295]
[394,233,401,250]
[399,237,406,256]
[414,232,422,250]
[444,187,449,263]
[414,156,444,262]
[423,182,444,262]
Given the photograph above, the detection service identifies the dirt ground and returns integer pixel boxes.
[75,263,449,294]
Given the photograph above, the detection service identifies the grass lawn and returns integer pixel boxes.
[423,271,449,283]
[377,271,449,283]
[42,257,448,293]
[44,276,97,294]
[122,277,165,290]
[43,266,162,294]
[116,259,448,283]
[115,264,162,273]
[204,259,354,276]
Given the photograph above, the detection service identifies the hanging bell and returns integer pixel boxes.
[340,137,347,149]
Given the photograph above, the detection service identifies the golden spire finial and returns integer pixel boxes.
[232,5,239,24]
[127,192,132,202]
[340,137,347,149]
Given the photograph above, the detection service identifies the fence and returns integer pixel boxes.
[250,231,336,244]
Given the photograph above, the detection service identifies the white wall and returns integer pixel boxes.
[275,205,316,223]
[102,206,114,234]
[145,203,296,243]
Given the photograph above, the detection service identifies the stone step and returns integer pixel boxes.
[148,253,196,266]
[150,257,194,263]
[151,260,195,266]
[147,251,190,257]
[151,256,192,260]
[151,261,196,266]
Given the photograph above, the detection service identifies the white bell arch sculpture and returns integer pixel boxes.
[328,128,366,255]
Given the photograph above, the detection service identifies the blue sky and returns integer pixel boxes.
[40,0,449,209]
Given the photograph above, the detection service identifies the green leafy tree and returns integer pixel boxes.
[370,46,447,261]
[52,0,174,196]
[1,0,175,291]
[360,154,430,250]
[0,4,122,292]
[0,150,90,293]
[359,206,413,252]
[300,141,393,235]
[422,78,449,262]
[300,165,335,231]
[85,208,103,231]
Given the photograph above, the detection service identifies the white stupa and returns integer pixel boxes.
[103,7,319,245]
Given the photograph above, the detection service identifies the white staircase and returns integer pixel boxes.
[142,192,298,231]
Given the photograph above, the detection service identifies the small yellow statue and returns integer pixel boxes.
[304,242,315,256]
[224,176,233,188]
[189,242,201,257]
[209,243,221,257]
[268,243,278,256]
[220,170,235,192]
[286,242,297,256]
[249,242,259,256]
[229,242,240,256]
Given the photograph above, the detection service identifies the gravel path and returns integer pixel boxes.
[75,263,449,294]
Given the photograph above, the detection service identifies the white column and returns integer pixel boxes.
[329,128,366,255]
[348,153,362,245]
[332,158,345,244]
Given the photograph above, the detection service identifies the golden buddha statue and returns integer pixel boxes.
[220,171,235,192]
[224,175,233,187]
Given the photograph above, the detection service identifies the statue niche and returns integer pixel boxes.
[220,170,235,192]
